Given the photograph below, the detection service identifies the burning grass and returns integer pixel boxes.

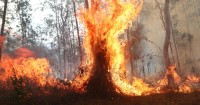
[71,0,200,96]
[0,1,200,104]
[1,0,200,96]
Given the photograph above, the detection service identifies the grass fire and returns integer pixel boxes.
[0,0,200,105]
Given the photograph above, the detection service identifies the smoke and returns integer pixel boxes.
[138,0,200,75]
[167,0,200,75]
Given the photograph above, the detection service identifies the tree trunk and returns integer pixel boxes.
[73,0,83,63]
[86,40,116,97]
[164,0,176,88]
[163,0,171,69]
[0,0,8,61]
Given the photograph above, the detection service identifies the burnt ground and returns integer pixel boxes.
[0,92,200,105]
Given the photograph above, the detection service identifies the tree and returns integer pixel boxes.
[0,0,8,61]
[155,0,175,87]
[15,0,32,46]
[72,0,82,63]
[163,0,171,69]
[42,0,82,79]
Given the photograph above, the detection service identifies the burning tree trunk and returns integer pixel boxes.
[86,43,116,96]
[72,0,145,96]
[83,0,116,96]
[155,0,176,88]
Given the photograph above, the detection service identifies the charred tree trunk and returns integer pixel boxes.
[0,0,8,61]
[86,42,116,97]
[84,0,116,96]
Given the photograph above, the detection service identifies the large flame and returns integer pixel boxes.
[75,0,200,96]
[0,0,199,96]
[76,0,152,95]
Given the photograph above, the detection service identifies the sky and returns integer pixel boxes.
[30,0,53,28]
[0,0,51,33]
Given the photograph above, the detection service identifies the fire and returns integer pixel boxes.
[179,75,200,93]
[0,0,199,97]
[157,66,180,87]
[156,66,200,93]
[76,0,200,96]
[76,0,153,95]
[186,75,200,83]
[0,48,61,89]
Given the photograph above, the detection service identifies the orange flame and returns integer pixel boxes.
[1,0,199,96]
[76,0,200,96]
[76,0,153,96]
[157,66,180,87]
[0,48,60,88]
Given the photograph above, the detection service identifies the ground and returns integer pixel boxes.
[0,92,200,105]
